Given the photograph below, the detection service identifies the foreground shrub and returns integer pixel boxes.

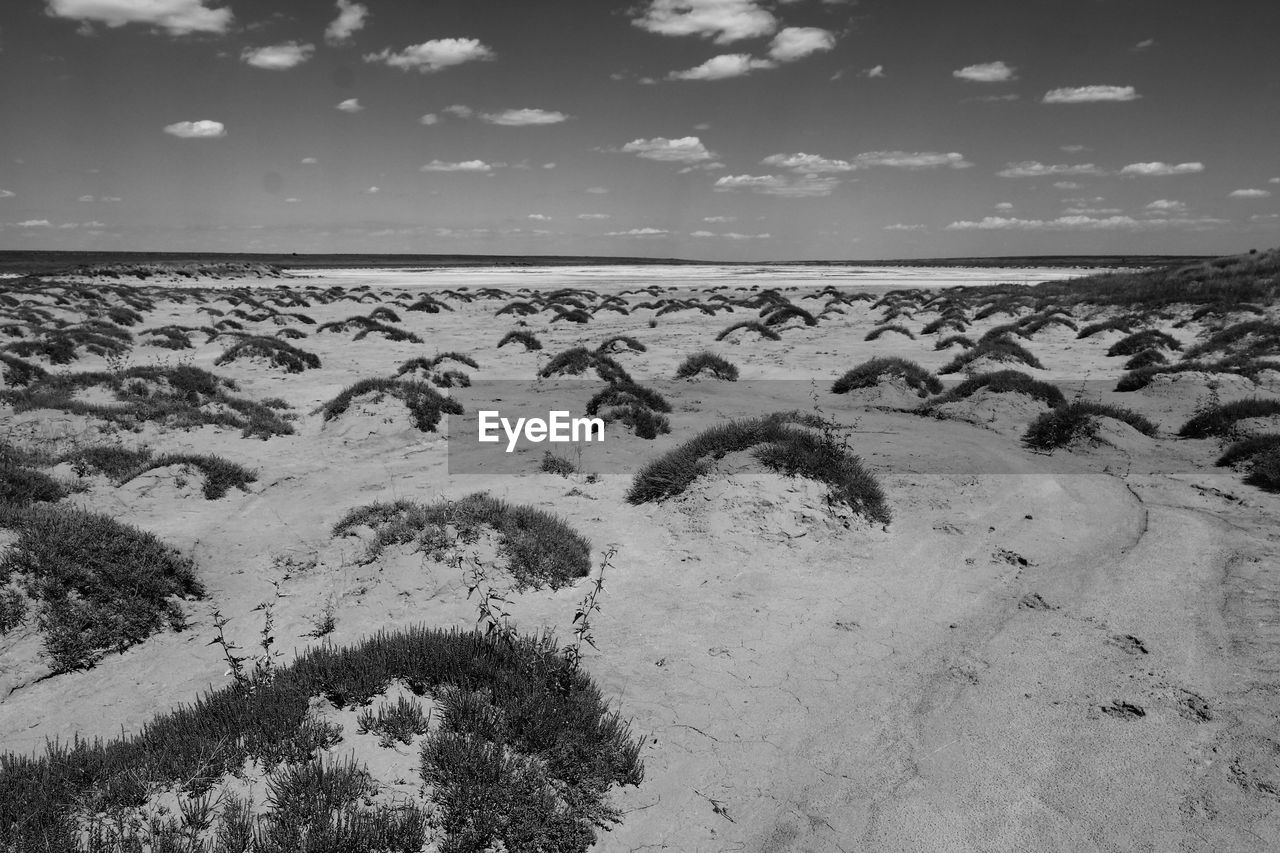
[119,453,257,499]
[215,336,321,373]
[539,348,632,384]
[317,377,463,433]
[675,351,739,381]
[1023,402,1159,451]
[1115,357,1280,391]
[864,324,914,342]
[715,321,781,342]
[333,493,590,588]
[498,330,543,351]
[923,370,1066,409]
[832,357,941,397]
[0,504,200,671]
[938,335,1043,374]
[1106,329,1181,358]
[626,413,890,524]
[1216,433,1280,468]
[1245,447,1280,492]
[1178,398,1280,438]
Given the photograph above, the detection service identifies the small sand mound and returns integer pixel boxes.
[838,376,929,410]
[317,392,439,441]
[929,387,1052,434]
[1139,371,1259,400]
[962,354,1041,374]
[1087,417,1157,453]
[114,464,208,501]
[1232,415,1280,437]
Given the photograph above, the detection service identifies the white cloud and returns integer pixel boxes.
[420,159,493,172]
[768,27,835,62]
[480,108,568,126]
[669,53,774,80]
[1119,161,1204,176]
[632,0,777,44]
[997,161,1103,178]
[1270,177,1280,184]
[241,42,314,70]
[336,98,362,113]
[1145,199,1186,212]
[364,39,494,73]
[693,230,771,239]
[443,104,474,118]
[419,113,439,125]
[1133,38,1155,50]
[163,119,225,138]
[577,213,611,220]
[953,61,1015,83]
[995,202,1014,211]
[285,197,300,203]
[947,213,1225,231]
[863,64,884,78]
[1042,85,1139,104]
[714,173,839,197]
[606,227,670,237]
[365,186,379,194]
[16,219,52,227]
[762,152,855,173]
[527,213,551,221]
[325,0,367,44]
[0,190,14,199]
[301,156,318,164]
[855,151,972,169]
[703,215,736,222]
[1229,188,1272,199]
[1053,181,1081,190]
[620,136,715,163]
[78,194,95,201]
[884,223,927,231]
[46,0,232,35]
[586,186,609,194]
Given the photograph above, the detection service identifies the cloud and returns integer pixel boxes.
[855,151,972,169]
[606,227,670,237]
[1042,85,1139,104]
[325,0,367,44]
[1229,188,1272,199]
[1053,181,1081,190]
[620,136,715,163]
[420,159,494,172]
[953,61,1015,83]
[419,113,439,125]
[997,161,1103,178]
[16,219,53,227]
[365,186,379,194]
[631,0,777,44]
[480,108,568,126]
[527,213,551,221]
[703,215,736,222]
[863,64,884,78]
[884,223,927,231]
[768,27,835,62]
[301,156,318,164]
[668,53,775,80]
[692,230,771,239]
[947,213,1225,231]
[364,38,494,73]
[335,98,362,112]
[1271,177,1280,184]
[714,173,839,197]
[443,104,473,118]
[585,186,609,194]
[241,42,314,70]
[1119,161,1204,176]
[1133,38,1155,50]
[163,119,225,138]
[762,152,855,173]
[1145,199,1186,212]
[45,0,232,35]
[577,213,611,220]
[995,202,1014,211]
[0,190,15,199]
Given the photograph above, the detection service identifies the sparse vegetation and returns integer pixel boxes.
[119,453,257,499]
[317,377,463,433]
[831,357,941,397]
[215,335,321,372]
[675,351,739,381]
[1023,402,1158,450]
[498,330,543,351]
[938,336,1044,374]
[716,320,781,342]
[1178,398,1280,439]
[922,370,1066,409]
[864,324,914,341]
[1106,329,1181,357]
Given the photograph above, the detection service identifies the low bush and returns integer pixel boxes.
[0,353,47,387]
[539,348,632,384]
[831,357,941,397]
[498,330,543,351]
[215,336,321,373]
[597,335,646,354]
[119,453,257,499]
[934,334,975,351]
[761,305,817,327]
[715,321,781,342]
[1023,402,1159,450]
[626,413,890,523]
[1245,447,1280,492]
[1178,398,1280,439]
[1115,357,1280,391]
[1182,320,1280,361]
[864,324,914,341]
[60,445,153,480]
[1077,316,1140,339]
[922,370,1066,409]
[317,378,463,433]
[540,451,576,477]
[1106,329,1182,357]
[674,351,739,381]
[1123,348,1168,370]
[938,336,1043,374]
[0,462,68,506]
[1216,433,1280,468]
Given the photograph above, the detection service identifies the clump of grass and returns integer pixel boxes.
[357,694,432,747]
[0,353,48,387]
[1124,348,1168,370]
[333,493,591,588]
[1244,447,1280,492]
[539,348,633,384]
[1,461,68,506]
[934,334,975,351]
[831,357,941,397]
[1182,320,1280,361]
[498,330,543,351]
[407,295,454,313]
[675,351,739,381]
[1106,329,1181,357]
[597,335,647,354]
[1216,433,1280,468]
[119,453,257,499]
[715,320,781,342]
[1077,316,1140,339]
[540,451,577,477]
[1023,402,1159,450]
[1178,398,1280,438]
[316,315,423,344]
[61,444,153,480]
[585,383,672,417]
[140,326,194,350]
[864,324,915,341]
[762,305,817,327]
[215,336,321,373]
[922,370,1066,409]
[551,306,591,324]
[626,413,890,524]
[938,335,1043,374]
[1115,357,1280,391]
[0,503,200,672]
[317,377,463,433]
[496,300,540,317]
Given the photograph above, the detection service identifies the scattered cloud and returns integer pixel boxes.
[1229,188,1272,199]
[714,173,839,197]
[1060,144,1088,153]
[325,0,367,44]
[15,219,53,227]
[1119,161,1204,176]
[768,27,835,62]
[863,64,884,78]
[631,0,777,44]
[0,190,16,199]
[335,98,362,112]
[762,152,855,173]
[1146,199,1187,212]
[997,161,1103,178]
[45,0,232,35]
[606,227,671,237]
[995,202,1014,211]
[953,61,1015,83]
[1133,38,1155,51]
[585,186,609,194]
[703,215,736,222]
[968,93,1020,103]
[855,151,972,169]
[365,186,379,194]
[480,108,568,126]
[163,119,225,138]
[1053,181,1082,190]
[947,214,1224,231]
[420,159,494,173]
[301,157,318,164]
[577,213,611,220]
[364,39,494,73]
[1270,177,1280,184]
[619,136,716,163]
[692,230,771,239]
[443,104,473,118]
[527,213,551,221]
[1042,85,1139,104]
[419,113,439,125]
[884,223,927,231]
[77,194,120,202]
[669,53,774,80]
[241,42,314,70]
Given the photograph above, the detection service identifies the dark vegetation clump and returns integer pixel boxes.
[140,325,194,350]
[498,330,543,351]
[119,453,257,499]
[1178,398,1280,439]
[406,295,454,313]
[626,413,890,524]
[1244,446,1280,491]
[0,460,68,506]
[539,348,632,384]
[1115,357,1280,391]
[934,334,975,351]
[317,378,463,433]
[1022,402,1159,450]
[0,503,200,671]
[585,383,672,439]
[333,493,591,588]
[215,336,321,373]
[1181,320,1280,361]
[1216,433,1280,468]
[761,305,817,327]
[540,451,577,477]
[1106,329,1182,357]
[938,335,1044,374]
[1123,348,1168,370]
[831,357,941,397]
[715,320,781,342]
[674,351,739,381]
[316,314,423,344]
[597,335,647,354]
[922,370,1066,409]
[61,444,153,480]
[0,353,48,387]
[864,324,914,341]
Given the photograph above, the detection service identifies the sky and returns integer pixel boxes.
[0,0,1278,261]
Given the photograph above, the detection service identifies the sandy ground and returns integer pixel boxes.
[2,266,1279,851]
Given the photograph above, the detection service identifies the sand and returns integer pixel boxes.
[2,266,1279,851]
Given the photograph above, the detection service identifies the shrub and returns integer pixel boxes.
[498,330,543,351]
[864,324,914,341]
[1178,398,1280,438]
[539,348,633,384]
[1023,402,1159,450]
[1124,348,1168,370]
[357,694,432,747]
[831,357,941,397]
[761,305,817,327]
[938,336,1043,374]
[119,453,257,499]
[626,413,890,524]
[1182,320,1280,361]
[674,351,739,381]
[551,307,591,324]
[540,451,576,477]
[60,445,153,480]
[0,353,47,387]
[597,335,646,354]
[1106,329,1182,357]
[934,334,975,351]
[715,321,781,342]
[317,378,463,433]
[1077,316,1140,339]
[215,336,321,373]
[1115,357,1280,391]
[0,462,68,506]
[1245,447,1280,492]
[407,295,454,313]
[923,370,1066,409]
[1216,433,1280,468]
